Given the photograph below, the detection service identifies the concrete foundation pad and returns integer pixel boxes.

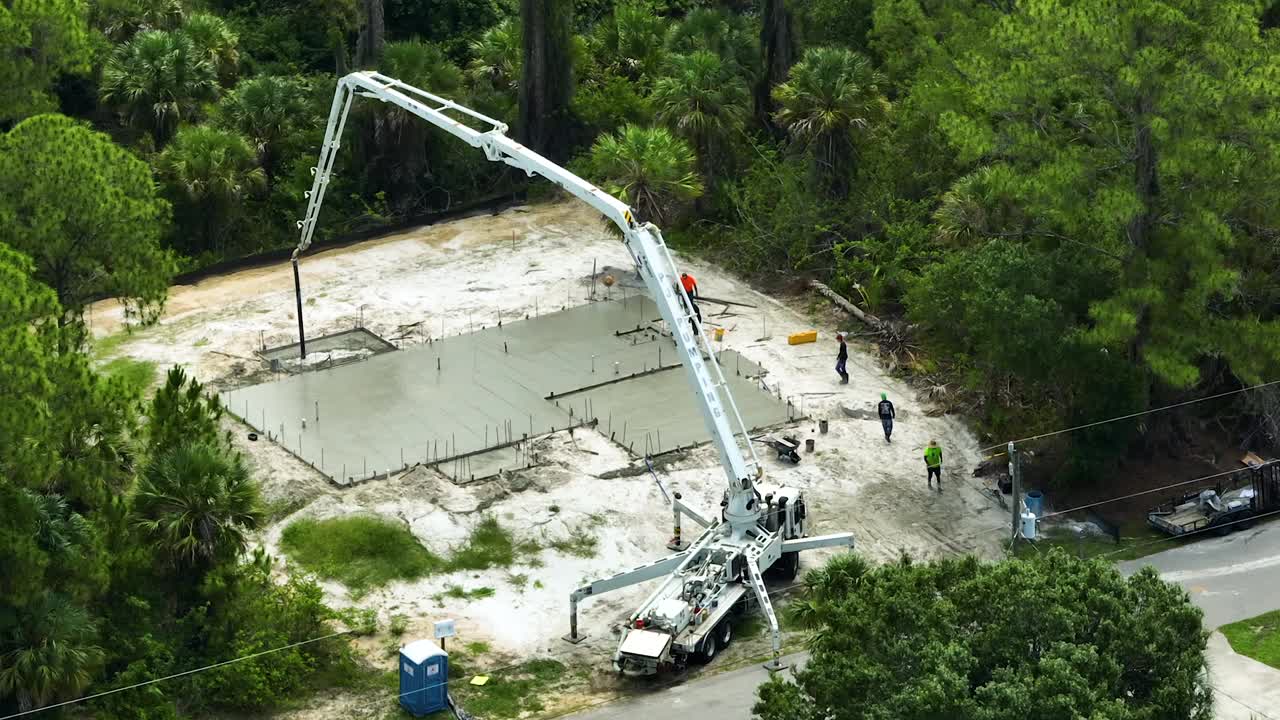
[222,295,793,485]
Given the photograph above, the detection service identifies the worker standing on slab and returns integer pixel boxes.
[877,392,895,443]
[835,333,849,385]
[680,272,701,331]
[680,271,701,333]
[924,439,943,492]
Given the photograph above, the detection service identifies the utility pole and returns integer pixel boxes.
[1008,441,1021,542]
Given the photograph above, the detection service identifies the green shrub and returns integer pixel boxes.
[280,517,442,595]
[193,561,348,712]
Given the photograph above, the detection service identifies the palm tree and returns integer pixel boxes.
[0,596,104,713]
[95,0,185,42]
[596,0,667,82]
[219,76,313,190]
[468,19,522,92]
[665,8,756,76]
[181,12,240,86]
[585,124,703,225]
[786,553,869,640]
[381,40,464,92]
[155,126,264,255]
[31,492,92,568]
[100,29,219,149]
[132,442,262,573]
[773,47,890,199]
[370,40,464,212]
[651,51,748,196]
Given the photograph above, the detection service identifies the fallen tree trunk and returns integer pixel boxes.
[808,280,882,329]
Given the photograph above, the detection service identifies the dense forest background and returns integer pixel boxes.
[2,0,1280,715]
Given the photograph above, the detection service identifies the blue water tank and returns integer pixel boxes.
[1025,490,1045,518]
[399,640,448,717]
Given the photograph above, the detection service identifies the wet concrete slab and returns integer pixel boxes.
[572,360,793,456]
[222,295,793,484]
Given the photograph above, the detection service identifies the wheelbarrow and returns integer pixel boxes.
[760,434,801,464]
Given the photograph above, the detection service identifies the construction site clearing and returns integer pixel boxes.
[221,294,794,486]
[88,200,1011,706]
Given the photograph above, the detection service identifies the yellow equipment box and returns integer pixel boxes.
[787,330,818,345]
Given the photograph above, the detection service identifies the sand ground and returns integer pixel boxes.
[89,200,1009,716]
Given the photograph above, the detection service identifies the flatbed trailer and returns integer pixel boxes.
[1148,460,1280,536]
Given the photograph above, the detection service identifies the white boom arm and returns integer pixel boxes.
[295,72,764,528]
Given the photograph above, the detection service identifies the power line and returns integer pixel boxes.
[1095,506,1280,562]
[0,631,351,720]
[1036,467,1243,521]
[978,378,1280,454]
[941,462,1268,552]
[7,457,1265,719]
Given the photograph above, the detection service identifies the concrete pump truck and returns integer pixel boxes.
[295,72,855,675]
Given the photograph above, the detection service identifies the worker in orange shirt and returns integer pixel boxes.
[680,272,702,332]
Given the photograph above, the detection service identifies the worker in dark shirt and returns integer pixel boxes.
[835,333,849,385]
[680,272,701,332]
[877,392,895,443]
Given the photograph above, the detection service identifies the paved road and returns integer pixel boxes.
[565,527,1280,720]
[1120,522,1280,629]
[564,653,808,720]
[1121,522,1280,720]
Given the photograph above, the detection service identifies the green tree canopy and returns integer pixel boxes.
[773,46,889,199]
[0,114,175,324]
[133,443,262,576]
[217,75,315,190]
[156,125,264,255]
[581,124,702,225]
[935,0,1280,391]
[0,595,104,713]
[891,0,1280,455]
[0,246,127,715]
[596,0,667,83]
[182,12,240,85]
[146,366,226,455]
[468,18,521,92]
[652,51,748,194]
[101,29,220,148]
[92,0,184,42]
[367,40,465,213]
[664,7,756,77]
[755,552,1211,720]
[0,0,92,123]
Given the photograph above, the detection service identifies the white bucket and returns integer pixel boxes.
[1020,512,1038,541]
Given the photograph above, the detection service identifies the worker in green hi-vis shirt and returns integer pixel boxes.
[924,439,943,493]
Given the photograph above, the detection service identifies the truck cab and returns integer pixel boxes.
[612,483,811,675]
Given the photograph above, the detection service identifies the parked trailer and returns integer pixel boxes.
[1148,460,1280,536]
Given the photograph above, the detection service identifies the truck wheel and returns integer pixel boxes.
[718,619,733,649]
[698,632,718,663]
[1213,520,1233,537]
[1236,511,1255,531]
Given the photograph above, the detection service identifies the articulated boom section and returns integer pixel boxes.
[295,72,762,514]
[621,222,762,534]
[295,72,854,675]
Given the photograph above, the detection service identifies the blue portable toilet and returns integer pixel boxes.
[399,640,448,716]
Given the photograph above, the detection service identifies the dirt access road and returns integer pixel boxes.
[89,200,1009,716]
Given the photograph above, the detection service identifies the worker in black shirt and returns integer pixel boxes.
[835,333,849,385]
[877,392,895,443]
